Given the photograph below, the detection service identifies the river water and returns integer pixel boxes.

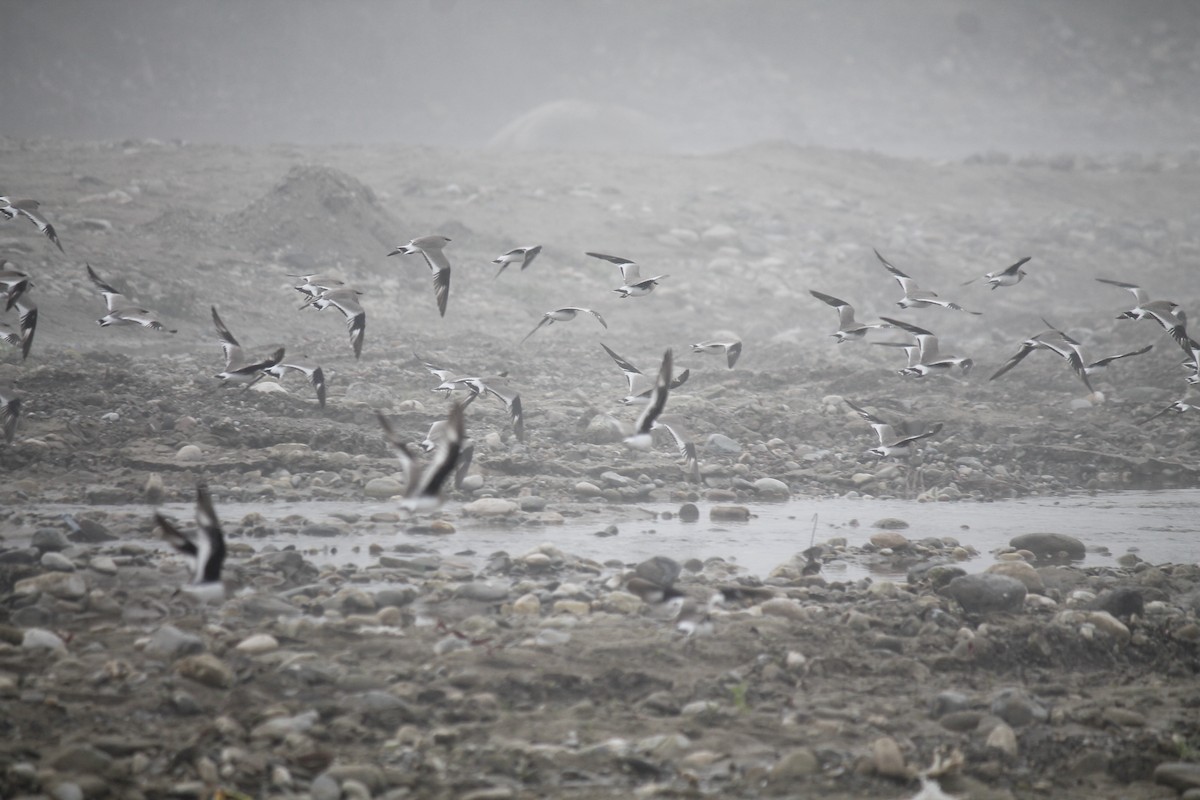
[23,489,1200,583]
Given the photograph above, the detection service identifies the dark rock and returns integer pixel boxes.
[1009,532,1085,560]
[942,573,1027,614]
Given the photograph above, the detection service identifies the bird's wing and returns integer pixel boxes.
[1096,277,1149,304]
[634,349,673,435]
[585,308,608,329]
[989,341,1039,381]
[521,316,552,343]
[414,402,466,500]
[210,306,243,368]
[1089,344,1153,368]
[86,264,126,311]
[725,341,743,368]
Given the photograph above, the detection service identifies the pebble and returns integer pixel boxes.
[89,555,118,575]
[705,433,741,454]
[23,628,68,654]
[31,528,71,552]
[40,551,76,572]
[1009,532,1085,560]
[990,688,1048,726]
[710,505,750,521]
[753,477,790,499]
[985,561,1044,593]
[870,530,910,549]
[769,747,820,784]
[463,498,519,517]
[48,744,113,774]
[15,571,87,600]
[871,735,908,778]
[1155,763,1200,792]
[512,593,541,615]
[363,477,403,499]
[985,721,1018,756]
[235,633,279,654]
[145,625,205,658]
[176,653,235,689]
[574,481,602,497]
[175,444,204,462]
[943,573,1027,614]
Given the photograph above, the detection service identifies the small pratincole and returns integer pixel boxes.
[809,290,892,343]
[155,483,228,603]
[879,317,972,377]
[0,195,64,252]
[600,342,690,405]
[961,256,1033,290]
[389,235,452,317]
[376,402,468,513]
[418,356,525,442]
[211,306,285,385]
[844,398,943,458]
[625,348,673,450]
[586,251,668,298]
[87,264,177,332]
[1139,399,1195,425]
[690,339,742,369]
[492,245,542,278]
[0,388,20,445]
[264,360,327,409]
[522,307,607,343]
[305,287,366,359]
[989,319,1093,393]
[875,249,981,314]
[1096,278,1193,357]
[0,294,37,360]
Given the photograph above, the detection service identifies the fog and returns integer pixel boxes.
[3,0,1199,157]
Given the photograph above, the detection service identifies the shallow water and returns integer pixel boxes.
[22,490,1200,582]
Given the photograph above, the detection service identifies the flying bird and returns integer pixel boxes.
[87,264,177,332]
[1138,399,1196,425]
[809,290,892,342]
[875,249,981,314]
[1095,278,1192,352]
[305,287,366,359]
[0,195,64,252]
[289,272,346,301]
[0,388,20,445]
[211,306,286,385]
[263,360,327,409]
[988,320,1093,392]
[961,257,1033,290]
[419,358,525,442]
[0,262,33,311]
[844,398,943,458]
[879,317,973,377]
[690,340,742,369]
[625,348,673,450]
[376,402,468,513]
[389,235,452,317]
[492,245,542,278]
[522,307,607,343]
[155,483,228,603]
[0,294,37,360]
[586,252,668,298]
[599,342,690,405]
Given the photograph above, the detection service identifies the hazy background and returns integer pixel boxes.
[3,0,1199,158]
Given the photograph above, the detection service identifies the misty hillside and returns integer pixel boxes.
[3,0,1200,157]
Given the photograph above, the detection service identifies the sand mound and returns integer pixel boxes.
[224,164,402,263]
[487,99,669,154]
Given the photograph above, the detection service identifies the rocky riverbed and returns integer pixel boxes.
[1,137,1199,798]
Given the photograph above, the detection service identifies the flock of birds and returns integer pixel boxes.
[2,184,1198,597]
[0,188,745,595]
[807,248,1199,456]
